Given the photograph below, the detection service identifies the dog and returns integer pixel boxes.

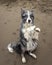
[7,9,40,63]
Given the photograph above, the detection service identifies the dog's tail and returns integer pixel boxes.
[7,42,15,53]
[7,41,22,53]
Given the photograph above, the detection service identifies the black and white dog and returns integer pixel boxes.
[7,9,40,63]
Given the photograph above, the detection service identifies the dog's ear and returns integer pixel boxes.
[21,8,25,15]
[31,10,33,12]
[31,10,34,14]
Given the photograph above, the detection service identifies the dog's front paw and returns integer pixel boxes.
[35,28,40,32]
[22,57,26,63]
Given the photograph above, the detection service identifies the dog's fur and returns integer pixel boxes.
[7,9,40,63]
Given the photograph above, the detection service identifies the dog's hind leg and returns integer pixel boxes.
[21,53,26,63]
[29,52,37,59]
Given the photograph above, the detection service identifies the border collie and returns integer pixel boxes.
[7,9,40,63]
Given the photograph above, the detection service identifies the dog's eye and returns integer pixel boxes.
[22,15,25,18]
[30,15,34,19]
[22,15,27,18]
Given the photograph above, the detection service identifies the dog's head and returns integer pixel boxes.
[21,9,34,24]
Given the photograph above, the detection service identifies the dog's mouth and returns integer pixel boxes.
[23,22,33,28]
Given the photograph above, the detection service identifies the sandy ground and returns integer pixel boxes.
[0,0,52,65]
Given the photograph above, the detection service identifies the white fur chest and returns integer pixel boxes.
[22,25,40,51]
[26,39,37,51]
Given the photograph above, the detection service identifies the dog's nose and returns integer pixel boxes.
[28,20,31,23]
